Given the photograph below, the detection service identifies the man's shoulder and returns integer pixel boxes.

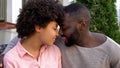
[106,37,120,47]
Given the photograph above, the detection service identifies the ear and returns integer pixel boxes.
[77,21,86,31]
[81,21,86,28]
[35,25,42,32]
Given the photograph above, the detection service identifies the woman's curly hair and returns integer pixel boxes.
[16,0,64,38]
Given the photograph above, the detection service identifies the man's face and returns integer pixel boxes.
[60,14,79,46]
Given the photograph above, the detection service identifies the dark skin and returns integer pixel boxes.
[60,13,107,48]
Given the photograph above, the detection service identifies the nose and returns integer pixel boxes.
[59,29,63,35]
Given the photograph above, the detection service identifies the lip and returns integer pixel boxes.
[53,38,56,42]
[61,36,67,43]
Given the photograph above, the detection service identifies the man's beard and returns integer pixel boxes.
[65,30,80,47]
[65,36,76,47]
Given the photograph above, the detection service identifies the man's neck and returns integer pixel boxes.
[77,32,106,48]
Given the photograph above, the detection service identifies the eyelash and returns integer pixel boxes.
[54,28,57,30]
[61,27,67,31]
[61,26,70,31]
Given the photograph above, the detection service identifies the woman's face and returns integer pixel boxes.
[38,21,59,46]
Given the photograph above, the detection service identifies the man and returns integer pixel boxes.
[55,3,120,68]
[1,2,120,68]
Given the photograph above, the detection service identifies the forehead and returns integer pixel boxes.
[65,14,72,21]
[62,14,76,26]
[47,21,58,27]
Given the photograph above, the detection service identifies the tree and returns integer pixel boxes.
[76,0,120,44]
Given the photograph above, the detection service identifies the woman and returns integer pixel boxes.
[3,0,64,68]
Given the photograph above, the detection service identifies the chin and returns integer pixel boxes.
[47,43,54,46]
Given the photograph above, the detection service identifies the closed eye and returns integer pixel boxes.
[61,26,70,31]
[53,27,57,30]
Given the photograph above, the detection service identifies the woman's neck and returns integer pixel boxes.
[21,37,42,60]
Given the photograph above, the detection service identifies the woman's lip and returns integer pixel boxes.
[53,38,56,41]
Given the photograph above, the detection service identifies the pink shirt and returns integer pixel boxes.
[4,41,61,68]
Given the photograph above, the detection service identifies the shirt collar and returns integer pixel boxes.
[16,41,49,58]
[16,41,29,57]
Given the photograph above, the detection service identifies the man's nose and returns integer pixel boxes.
[59,29,63,35]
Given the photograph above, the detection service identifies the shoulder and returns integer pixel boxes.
[47,45,61,56]
[4,43,19,61]
[3,50,18,67]
[105,37,120,60]
[107,37,120,46]
[48,45,60,53]
[105,37,120,67]
[3,46,18,66]
[4,45,18,59]
[105,36,120,49]
[101,36,120,52]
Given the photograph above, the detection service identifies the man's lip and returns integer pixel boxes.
[62,36,67,42]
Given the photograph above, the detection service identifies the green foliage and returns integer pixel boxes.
[76,0,120,44]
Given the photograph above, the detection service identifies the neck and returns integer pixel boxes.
[76,31,96,47]
[21,36,42,59]
[77,32,106,48]
[22,38,42,51]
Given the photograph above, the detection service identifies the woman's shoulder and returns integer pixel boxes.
[4,46,17,59]
[48,45,60,51]
[47,45,61,55]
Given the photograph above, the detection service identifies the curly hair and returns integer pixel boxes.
[64,3,91,25]
[16,0,64,38]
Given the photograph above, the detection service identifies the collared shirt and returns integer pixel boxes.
[4,41,61,68]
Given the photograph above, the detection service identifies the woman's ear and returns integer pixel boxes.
[35,25,42,32]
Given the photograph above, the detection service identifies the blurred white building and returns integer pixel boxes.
[1,0,120,44]
[0,0,22,44]
[116,0,120,25]
[0,0,76,44]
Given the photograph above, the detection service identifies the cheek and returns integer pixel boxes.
[44,30,56,41]
[46,31,57,45]
[70,29,80,41]
[63,28,74,38]
[40,33,53,45]
[38,36,47,45]
[48,30,56,36]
